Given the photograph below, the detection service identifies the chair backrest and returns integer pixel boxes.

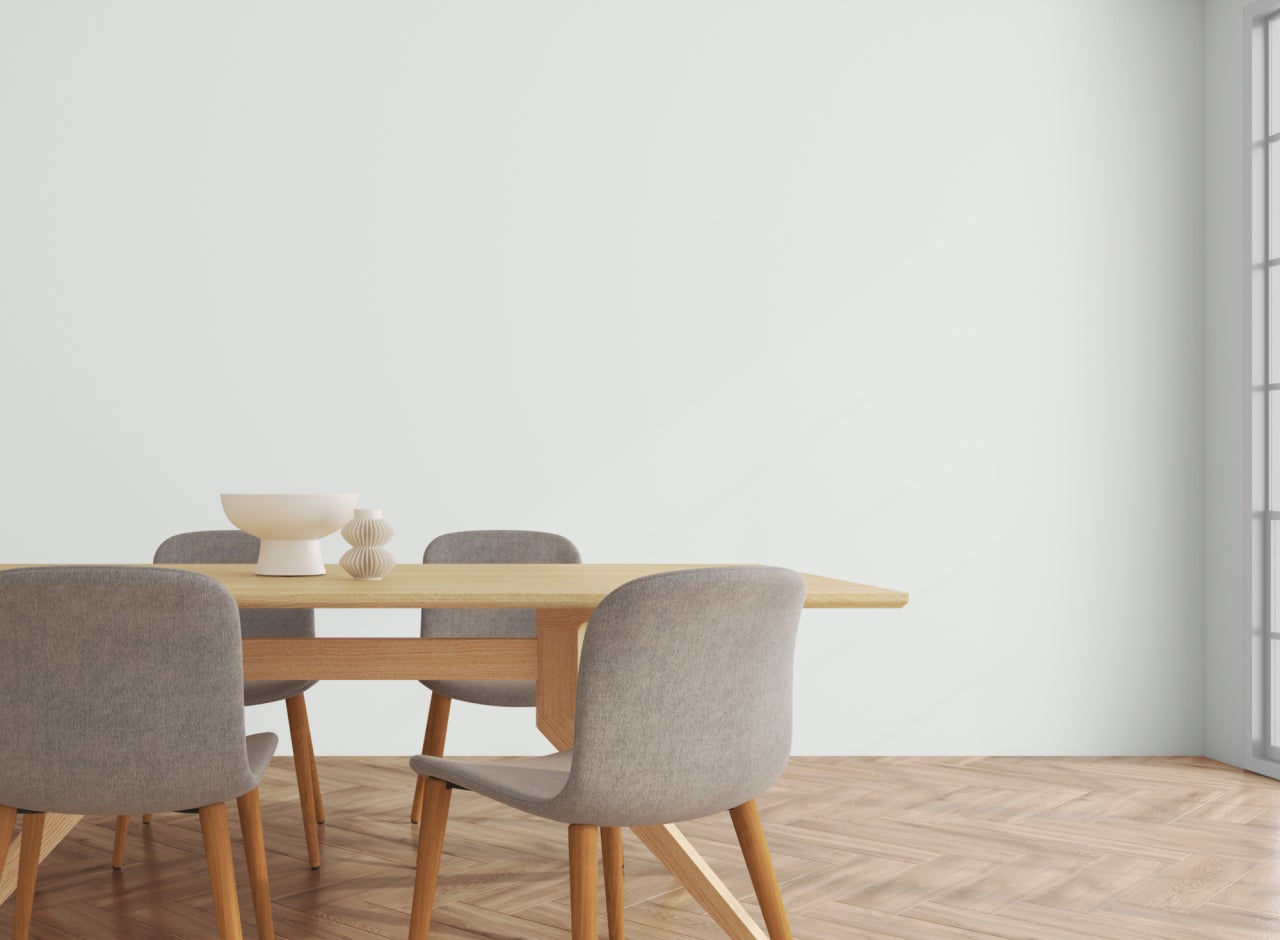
[559,566,806,825]
[0,566,261,815]
[155,530,314,639]
[420,530,581,639]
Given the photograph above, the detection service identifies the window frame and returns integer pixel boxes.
[1246,0,1280,775]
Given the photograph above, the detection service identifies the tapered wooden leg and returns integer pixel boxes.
[142,813,153,825]
[284,694,322,869]
[0,806,15,889]
[0,814,81,908]
[14,813,45,940]
[408,777,452,940]
[602,826,625,940]
[411,693,451,824]
[111,815,129,870]
[730,801,792,940]
[309,750,325,825]
[199,803,243,940]
[237,788,275,940]
[569,825,599,940]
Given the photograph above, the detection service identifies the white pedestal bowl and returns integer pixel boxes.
[221,494,359,576]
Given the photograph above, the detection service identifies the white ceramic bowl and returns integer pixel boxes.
[221,493,359,576]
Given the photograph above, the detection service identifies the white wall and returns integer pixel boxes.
[0,0,1205,756]
[1204,0,1254,768]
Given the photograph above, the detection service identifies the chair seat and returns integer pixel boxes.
[246,732,278,786]
[418,679,536,707]
[245,679,318,707]
[410,751,573,810]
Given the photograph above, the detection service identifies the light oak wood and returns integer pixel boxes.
[409,776,452,940]
[411,693,452,825]
[569,824,599,940]
[0,563,907,610]
[111,814,129,870]
[0,813,78,907]
[242,637,538,680]
[141,813,152,825]
[602,825,626,940]
[236,787,274,940]
[0,807,13,893]
[730,800,792,939]
[309,750,325,825]
[284,694,322,869]
[536,608,591,748]
[13,813,42,940]
[633,823,769,940]
[14,757,1280,940]
[197,802,242,940]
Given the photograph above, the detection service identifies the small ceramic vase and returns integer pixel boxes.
[340,508,396,581]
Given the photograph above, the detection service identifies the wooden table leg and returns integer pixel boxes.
[0,814,82,906]
[534,609,768,940]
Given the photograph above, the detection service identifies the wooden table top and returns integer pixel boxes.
[0,563,908,609]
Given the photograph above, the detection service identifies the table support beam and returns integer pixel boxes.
[242,637,538,681]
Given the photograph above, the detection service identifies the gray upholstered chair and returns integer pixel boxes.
[406,566,807,940]
[408,530,581,825]
[113,530,325,870]
[0,566,277,940]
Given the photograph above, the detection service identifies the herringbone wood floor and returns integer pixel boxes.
[4,756,1280,939]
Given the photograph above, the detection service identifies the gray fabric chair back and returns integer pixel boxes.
[420,530,581,639]
[0,566,263,815]
[560,566,806,824]
[420,530,581,706]
[155,530,314,639]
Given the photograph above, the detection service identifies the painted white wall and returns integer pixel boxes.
[0,0,1205,756]
[1204,0,1255,768]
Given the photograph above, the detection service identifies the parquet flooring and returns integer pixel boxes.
[4,756,1280,938]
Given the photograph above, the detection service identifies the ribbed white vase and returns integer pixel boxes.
[340,509,396,581]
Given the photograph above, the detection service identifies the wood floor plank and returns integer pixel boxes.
[5,756,1280,939]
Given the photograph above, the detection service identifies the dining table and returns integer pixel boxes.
[0,561,907,940]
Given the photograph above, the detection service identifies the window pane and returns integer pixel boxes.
[1270,391,1280,510]
[1269,145,1280,255]
[1273,641,1280,750]
[1257,145,1269,265]
[1258,22,1269,141]
[1270,16,1280,134]
[1270,267,1280,384]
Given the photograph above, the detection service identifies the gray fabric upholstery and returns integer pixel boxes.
[411,566,806,827]
[0,566,278,815]
[419,530,581,706]
[155,530,318,705]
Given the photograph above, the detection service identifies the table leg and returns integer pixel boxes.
[534,609,768,940]
[0,814,82,906]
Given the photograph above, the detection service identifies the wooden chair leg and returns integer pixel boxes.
[0,805,15,888]
[236,787,275,940]
[408,777,452,940]
[410,693,451,824]
[601,826,625,940]
[199,803,243,940]
[569,825,599,940]
[284,693,322,869]
[14,813,45,940]
[309,750,325,825]
[112,815,130,870]
[729,801,792,940]
[142,813,153,825]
